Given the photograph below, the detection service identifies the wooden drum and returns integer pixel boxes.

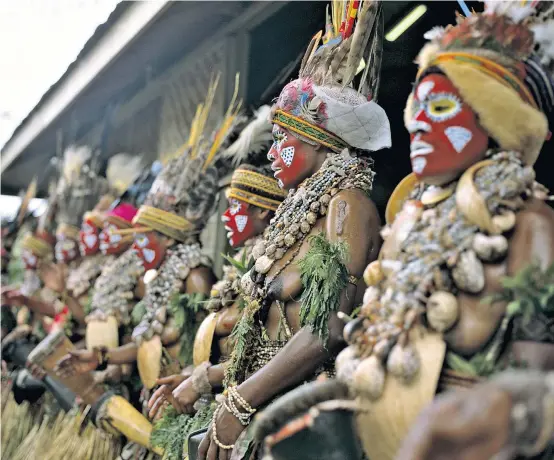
[27,329,105,406]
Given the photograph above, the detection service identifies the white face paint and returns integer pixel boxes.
[84,233,98,249]
[235,215,248,233]
[412,157,427,174]
[280,146,295,167]
[444,126,473,153]
[416,80,435,102]
[142,248,156,264]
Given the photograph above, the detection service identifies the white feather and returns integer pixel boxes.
[223,105,273,166]
[106,153,144,195]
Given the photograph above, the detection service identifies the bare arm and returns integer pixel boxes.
[238,190,381,408]
[106,342,138,365]
[23,296,57,317]
[66,295,86,325]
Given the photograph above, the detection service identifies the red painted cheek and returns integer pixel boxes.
[223,204,255,248]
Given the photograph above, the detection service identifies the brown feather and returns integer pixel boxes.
[328,38,352,85]
[300,31,323,76]
[343,0,379,86]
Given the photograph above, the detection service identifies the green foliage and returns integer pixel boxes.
[221,248,251,276]
[225,301,258,386]
[167,292,206,366]
[484,260,554,323]
[298,233,349,344]
[131,300,146,326]
[150,403,215,460]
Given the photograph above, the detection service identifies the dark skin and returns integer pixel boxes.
[149,206,273,419]
[199,134,382,460]
[396,199,554,460]
[55,264,215,379]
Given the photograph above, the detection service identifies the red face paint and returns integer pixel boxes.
[132,231,165,271]
[268,125,308,189]
[79,219,101,256]
[222,198,257,248]
[55,234,79,263]
[408,74,488,182]
[22,249,38,270]
[99,223,129,255]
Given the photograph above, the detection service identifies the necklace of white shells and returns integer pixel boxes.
[87,249,144,326]
[131,241,208,345]
[337,150,547,400]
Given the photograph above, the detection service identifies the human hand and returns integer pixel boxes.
[172,376,201,414]
[54,349,99,378]
[27,361,47,380]
[1,289,28,307]
[395,383,512,460]
[147,374,187,419]
[198,404,245,460]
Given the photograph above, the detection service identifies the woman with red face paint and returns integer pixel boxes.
[144,109,286,458]
[317,3,554,460]
[55,82,243,416]
[197,4,391,459]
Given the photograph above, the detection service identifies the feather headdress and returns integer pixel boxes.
[222,105,273,167]
[106,153,144,198]
[408,0,554,165]
[55,145,109,230]
[131,75,246,241]
[271,0,391,153]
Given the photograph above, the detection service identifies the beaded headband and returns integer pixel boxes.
[226,168,286,212]
[272,109,348,153]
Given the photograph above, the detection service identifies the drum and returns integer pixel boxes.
[27,329,105,405]
[28,330,162,453]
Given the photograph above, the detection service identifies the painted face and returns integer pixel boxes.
[55,234,79,263]
[222,198,257,248]
[22,249,38,270]
[99,223,129,255]
[267,125,309,189]
[132,231,165,271]
[79,219,100,256]
[408,74,489,183]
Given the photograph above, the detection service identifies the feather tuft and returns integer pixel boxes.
[106,153,144,196]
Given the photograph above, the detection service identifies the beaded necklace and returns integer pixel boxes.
[132,240,210,345]
[66,253,114,298]
[339,150,540,400]
[87,249,144,326]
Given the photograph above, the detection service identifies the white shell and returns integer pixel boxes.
[335,346,360,385]
[451,250,485,293]
[255,255,274,274]
[241,271,255,294]
[472,233,508,262]
[386,343,421,384]
[352,355,385,400]
[492,211,516,234]
[426,291,459,332]
[252,241,267,259]
[363,286,380,306]
[152,320,163,334]
[178,265,191,279]
[155,307,167,324]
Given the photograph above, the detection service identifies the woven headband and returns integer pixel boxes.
[22,234,53,257]
[226,169,286,212]
[132,205,194,242]
[272,109,348,152]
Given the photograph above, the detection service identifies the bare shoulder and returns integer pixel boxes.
[328,189,380,226]
[186,265,217,296]
[509,199,554,273]
[326,189,382,274]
